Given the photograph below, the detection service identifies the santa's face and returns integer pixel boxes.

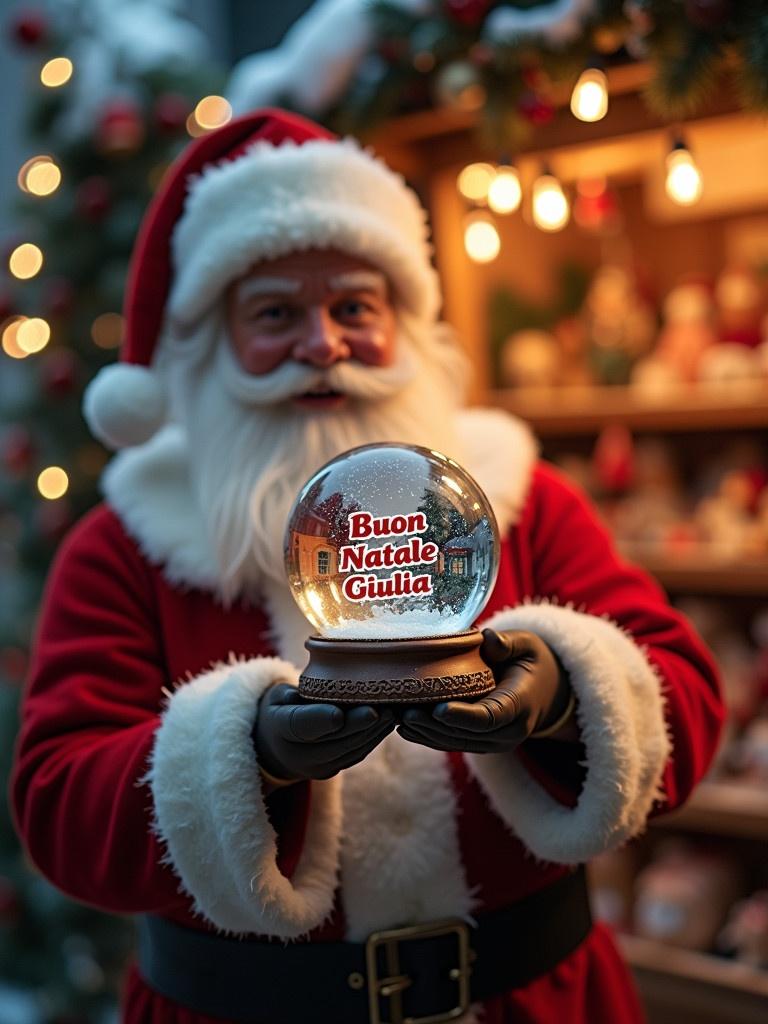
[225,249,398,411]
[159,247,467,601]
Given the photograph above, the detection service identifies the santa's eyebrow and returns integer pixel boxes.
[235,277,302,302]
[328,271,387,294]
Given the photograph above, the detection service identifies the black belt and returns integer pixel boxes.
[137,867,591,1024]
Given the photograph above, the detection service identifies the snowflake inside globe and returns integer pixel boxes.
[284,444,500,640]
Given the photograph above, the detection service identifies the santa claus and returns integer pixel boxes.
[12,110,723,1024]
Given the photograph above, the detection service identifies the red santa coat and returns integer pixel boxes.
[12,411,723,1024]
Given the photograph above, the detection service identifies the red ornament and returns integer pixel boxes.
[96,99,144,155]
[517,91,555,125]
[444,0,492,28]
[40,347,79,397]
[8,9,47,48]
[76,176,112,222]
[593,423,634,494]
[154,92,190,134]
[574,180,621,233]
[44,277,76,318]
[684,0,731,30]
[1,425,35,477]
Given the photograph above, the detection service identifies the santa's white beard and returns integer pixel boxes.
[158,313,468,603]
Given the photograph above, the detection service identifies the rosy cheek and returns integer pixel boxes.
[349,326,396,366]
[238,333,293,375]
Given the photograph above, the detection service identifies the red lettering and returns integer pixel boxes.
[348,511,372,540]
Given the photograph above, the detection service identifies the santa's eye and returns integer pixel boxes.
[334,297,377,322]
[252,303,294,325]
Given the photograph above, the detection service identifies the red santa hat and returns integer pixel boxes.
[83,108,441,450]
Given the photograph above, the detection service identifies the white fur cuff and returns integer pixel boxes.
[469,604,670,864]
[146,657,342,937]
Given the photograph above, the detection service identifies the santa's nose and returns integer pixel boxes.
[293,307,350,367]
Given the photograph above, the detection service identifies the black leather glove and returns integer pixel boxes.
[397,628,573,754]
[254,683,396,782]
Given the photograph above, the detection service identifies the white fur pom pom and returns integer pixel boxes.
[83,364,166,450]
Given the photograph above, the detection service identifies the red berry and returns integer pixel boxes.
[8,9,47,48]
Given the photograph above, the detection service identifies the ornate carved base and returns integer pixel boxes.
[298,630,495,704]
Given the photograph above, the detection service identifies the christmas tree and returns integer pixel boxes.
[0,4,223,1020]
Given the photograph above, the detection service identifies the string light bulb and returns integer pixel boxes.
[40,57,73,88]
[665,140,702,206]
[16,317,50,354]
[488,165,522,214]
[18,156,61,196]
[192,95,232,132]
[37,466,69,500]
[570,66,609,123]
[457,162,495,203]
[9,243,43,280]
[2,317,28,360]
[463,211,500,263]
[532,172,570,231]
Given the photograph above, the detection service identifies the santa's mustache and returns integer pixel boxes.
[216,341,419,407]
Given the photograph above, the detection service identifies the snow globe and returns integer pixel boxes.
[284,443,499,703]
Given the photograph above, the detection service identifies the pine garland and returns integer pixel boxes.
[327,0,768,147]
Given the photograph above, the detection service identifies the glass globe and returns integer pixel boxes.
[284,443,499,640]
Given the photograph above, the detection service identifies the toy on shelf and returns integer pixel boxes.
[716,267,765,349]
[729,717,768,786]
[499,328,561,389]
[632,279,717,392]
[719,891,768,969]
[583,264,656,386]
[608,439,686,557]
[588,847,637,932]
[633,840,741,952]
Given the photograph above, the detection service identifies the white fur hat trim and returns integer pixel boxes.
[83,364,166,451]
[168,138,441,328]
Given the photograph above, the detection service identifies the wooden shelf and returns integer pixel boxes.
[620,934,768,1024]
[632,557,768,596]
[652,781,768,841]
[486,383,768,436]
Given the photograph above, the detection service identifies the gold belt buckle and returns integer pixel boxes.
[364,918,471,1024]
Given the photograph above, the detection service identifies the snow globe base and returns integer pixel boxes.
[297,629,495,704]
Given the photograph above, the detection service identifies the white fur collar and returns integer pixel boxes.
[102,408,538,615]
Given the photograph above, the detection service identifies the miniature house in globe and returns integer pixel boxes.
[284,443,500,703]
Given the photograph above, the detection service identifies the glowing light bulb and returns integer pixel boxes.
[532,174,570,232]
[457,162,495,203]
[665,144,702,206]
[2,317,28,359]
[9,243,43,280]
[487,166,521,214]
[37,466,69,500]
[91,312,124,349]
[193,95,232,131]
[16,317,50,354]
[570,67,609,122]
[40,57,73,88]
[18,156,61,196]
[463,212,501,263]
